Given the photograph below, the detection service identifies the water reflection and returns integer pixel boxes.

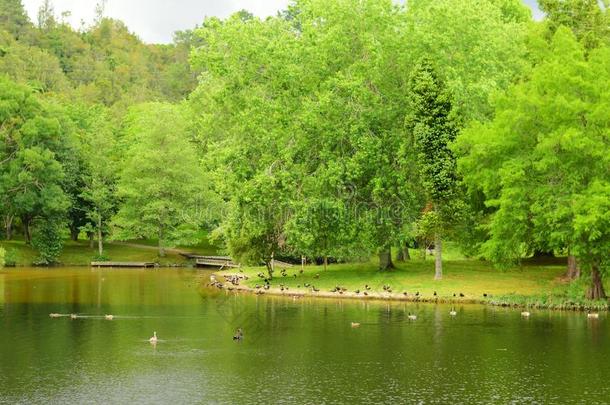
[0,268,608,404]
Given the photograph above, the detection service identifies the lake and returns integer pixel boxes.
[1,268,609,404]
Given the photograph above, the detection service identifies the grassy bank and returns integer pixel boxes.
[217,258,609,311]
[0,240,196,267]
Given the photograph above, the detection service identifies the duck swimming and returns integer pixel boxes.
[149,331,158,344]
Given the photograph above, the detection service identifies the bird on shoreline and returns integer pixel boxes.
[149,331,158,344]
[233,328,244,340]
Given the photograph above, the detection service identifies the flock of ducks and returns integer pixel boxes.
[49,313,115,320]
[350,309,602,327]
[48,314,245,345]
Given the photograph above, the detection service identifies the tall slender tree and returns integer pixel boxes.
[408,58,460,280]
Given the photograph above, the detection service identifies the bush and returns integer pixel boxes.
[3,248,17,267]
[92,253,110,262]
[31,221,65,265]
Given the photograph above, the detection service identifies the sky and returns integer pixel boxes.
[22,0,543,44]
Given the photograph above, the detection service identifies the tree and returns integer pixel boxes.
[0,0,30,39]
[539,0,610,50]
[190,0,421,270]
[71,104,117,257]
[37,0,55,30]
[408,59,460,280]
[0,77,70,250]
[457,28,610,299]
[404,0,531,121]
[112,103,205,257]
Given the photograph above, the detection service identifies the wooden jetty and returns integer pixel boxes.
[91,262,156,268]
[181,253,232,260]
[195,256,241,270]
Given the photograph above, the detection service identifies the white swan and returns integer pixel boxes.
[70,314,78,319]
[521,311,531,317]
[105,315,114,320]
[449,310,457,316]
[149,331,158,344]
[351,322,361,328]
[588,313,599,319]
[49,313,61,318]
[408,314,417,321]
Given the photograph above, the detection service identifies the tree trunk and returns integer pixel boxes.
[586,264,606,300]
[158,228,165,257]
[323,256,328,271]
[396,247,404,262]
[70,226,79,241]
[379,248,394,271]
[88,232,94,248]
[97,213,103,257]
[22,217,31,245]
[4,214,13,240]
[434,234,442,280]
[566,255,580,279]
[396,243,411,262]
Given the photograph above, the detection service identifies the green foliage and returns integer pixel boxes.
[190,0,423,264]
[112,102,207,256]
[31,219,65,265]
[0,0,30,38]
[404,0,530,120]
[457,28,610,276]
[0,76,70,254]
[408,59,459,204]
[539,0,610,50]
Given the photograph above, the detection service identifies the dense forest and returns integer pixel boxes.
[0,0,608,299]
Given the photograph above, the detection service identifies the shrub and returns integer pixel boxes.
[31,221,65,265]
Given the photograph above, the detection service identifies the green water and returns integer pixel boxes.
[1,268,609,404]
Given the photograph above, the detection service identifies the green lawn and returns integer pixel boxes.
[224,257,608,310]
[1,240,190,266]
[1,230,220,267]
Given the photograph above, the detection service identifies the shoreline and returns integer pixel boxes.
[210,271,610,312]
